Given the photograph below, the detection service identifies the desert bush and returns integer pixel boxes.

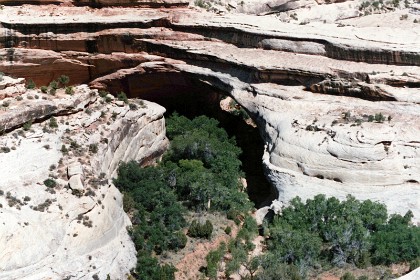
[49,80,58,90]
[374,112,385,123]
[44,178,57,188]
[26,79,36,89]
[168,231,187,251]
[205,243,226,279]
[49,117,58,128]
[65,86,74,95]
[89,143,98,153]
[1,146,11,153]
[117,91,129,104]
[23,121,32,131]
[58,75,70,87]
[188,220,213,239]
[341,272,356,280]
[61,145,68,154]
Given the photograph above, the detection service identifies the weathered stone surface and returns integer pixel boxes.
[67,162,84,178]
[68,174,84,191]
[0,83,168,279]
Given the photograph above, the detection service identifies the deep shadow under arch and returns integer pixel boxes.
[103,71,276,207]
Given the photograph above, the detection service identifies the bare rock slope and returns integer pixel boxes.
[0,79,168,279]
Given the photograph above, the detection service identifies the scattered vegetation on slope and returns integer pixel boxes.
[206,194,420,279]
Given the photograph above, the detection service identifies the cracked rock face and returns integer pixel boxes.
[0,80,168,279]
[0,0,419,278]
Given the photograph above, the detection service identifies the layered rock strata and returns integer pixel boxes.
[0,78,168,279]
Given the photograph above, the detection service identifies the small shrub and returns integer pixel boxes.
[44,178,57,188]
[224,226,232,235]
[70,140,79,149]
[49,88,56,96]
[23,121,32,131]
[374,112,385,123]
[49,80,58,90]
[1,146,11,153]
[26,79,36,89]
[139,100,146,108]
[343,111,351,120]
[61,144,68,154]
[341,272,356,280]
[368,115,374,122]
[99,90,109,98]
[58,75,70,87]
[41,86,48,93]
[15,95,23,101]
[65,86,74,95]
[117,92,129,104]
[49,117,58,128]
[168,231,188,251]
[129,103,138,111]
[306,125,320,132]
[188,220,213,239]
[2,101,10,107]
[89,143,98,154]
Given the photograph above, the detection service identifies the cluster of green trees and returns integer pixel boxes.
[205,195,419,280]
[259,195,419,279]
[113,114,252,279]
[266,195,418,266]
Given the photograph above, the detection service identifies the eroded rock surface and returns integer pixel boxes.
[0,79,168,279]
